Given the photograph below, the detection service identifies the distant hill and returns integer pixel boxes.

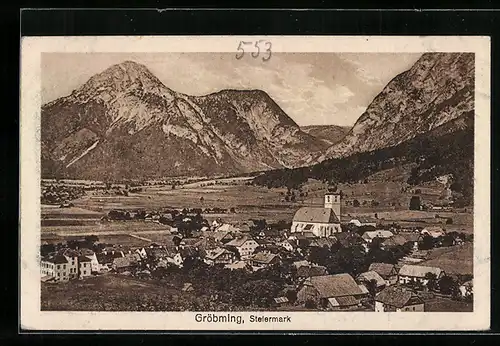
[300,125,351,145]
[321,53,474,161]
[41,61,328,180]
[253,112,474,206]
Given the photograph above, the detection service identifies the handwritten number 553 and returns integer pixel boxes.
[236,40,272,61]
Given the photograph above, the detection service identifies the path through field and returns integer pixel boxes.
[129,234,152,242]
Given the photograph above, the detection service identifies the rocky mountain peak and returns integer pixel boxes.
[321,52,474,160]
[72,60,174,101]
[41,61,327,180]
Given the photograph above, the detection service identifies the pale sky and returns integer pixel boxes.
[42,52,422,126]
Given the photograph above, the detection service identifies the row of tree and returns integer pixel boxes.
[150,259,295,309]
[41,185,85,204]
[307,241,414,277]
[413,273,472,302]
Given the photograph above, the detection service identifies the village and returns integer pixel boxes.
[40,192,474,312]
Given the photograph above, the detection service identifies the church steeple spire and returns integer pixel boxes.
[324,193,341,217]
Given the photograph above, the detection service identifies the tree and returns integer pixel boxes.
[353,199,360,207]
[401,242,415,256]
[233,279,280,308]
[327,237,341,251]
[84,235,99,244]
[230,207,236,213]
[151,267,168,280]
[446,217,453,224]
[327,184,338,193]
[225,245,241,260]
[367,247,397,265]
[250,219,267,233]
[425,272,438,291]
[419,235,434,250]
[329,246,367,276]
[409,196,421,210]
[369,237,383,250]
[308,246,331,267]
[366,279,377,298]
[305,299,317,309]
[285,289,297,304]
[40,243,55,256]
[438,275,459,296]
[108,209,128,220]
[441,234,455,247]
[66,239,79,250]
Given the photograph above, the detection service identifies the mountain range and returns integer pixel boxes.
[42,52,475,192]
[41,61,327,180]
[254,53,475,204]
[321,52,474,160]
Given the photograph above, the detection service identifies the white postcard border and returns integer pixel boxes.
[20,36,491,331]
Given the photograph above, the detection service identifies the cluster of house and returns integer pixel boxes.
[40,248,95,283]
[40,235,472,312]
[104,206,238,223]
[288,261,472,312]
[41,193,472,311]
[40,230,276,282]
[289,193,460,243]
[41,194,462,281]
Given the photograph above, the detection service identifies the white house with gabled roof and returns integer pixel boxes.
[225,235,259,259]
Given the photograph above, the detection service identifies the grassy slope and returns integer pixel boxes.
[420,242,473,275]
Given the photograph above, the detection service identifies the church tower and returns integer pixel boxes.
[324,193,341,218]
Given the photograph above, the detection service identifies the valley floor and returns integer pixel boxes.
[40,176,475,313]
[41,176,474,242]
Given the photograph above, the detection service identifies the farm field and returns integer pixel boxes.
[41,176,473,239]
[41,215,176,247]
[41,205,102,216]
[41,233,167,247]
[41,219,103,227]
[41,220,173,234]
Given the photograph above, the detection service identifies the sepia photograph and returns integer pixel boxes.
[20,36,490,330]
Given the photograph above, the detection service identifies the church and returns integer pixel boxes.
[291,193,342,238]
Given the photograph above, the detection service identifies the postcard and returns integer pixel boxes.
[20,35,490,331]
